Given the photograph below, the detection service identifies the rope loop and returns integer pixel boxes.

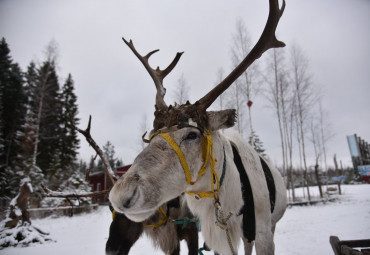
[144,207,168,231]
[214,202,236,255]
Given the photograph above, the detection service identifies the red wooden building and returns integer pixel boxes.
[89,165,131,204]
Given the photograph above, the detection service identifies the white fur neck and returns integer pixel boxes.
[185,132,244,255]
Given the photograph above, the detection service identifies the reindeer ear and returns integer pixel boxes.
[206,109,237,131]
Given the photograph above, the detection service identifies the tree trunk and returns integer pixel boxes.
[5,181,32,228]
[289,166,296,201]
[314,163,323,198]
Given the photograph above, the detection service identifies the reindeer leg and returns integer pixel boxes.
[170,244,180,255]
[254,230,275,255]
[175,221,198,255]
[184,226,198,255]
[242,237,254,255]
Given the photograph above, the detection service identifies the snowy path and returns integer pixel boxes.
[2,184,370,255]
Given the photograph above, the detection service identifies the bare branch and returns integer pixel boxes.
[40,116,118,202]
[72,115,118,184]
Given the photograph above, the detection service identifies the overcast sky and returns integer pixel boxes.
[1,0,369,170]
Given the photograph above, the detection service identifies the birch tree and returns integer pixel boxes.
[264,48,297,200]
[264,48,288,173]
[172,73,189,105]
[309,116,323,198]
[214,67,226,111]
[137,113,149,152]
[318,99,334,171]
[229,18,260,138]
[290,43,317,201]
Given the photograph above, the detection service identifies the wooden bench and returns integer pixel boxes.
[330,236,370,255]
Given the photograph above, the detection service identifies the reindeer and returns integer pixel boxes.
[110,0,287,254]
[106,196,199,255]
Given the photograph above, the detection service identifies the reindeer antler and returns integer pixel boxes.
[121,0,285,131]
[197,0,286,110]
[122,37,184,111]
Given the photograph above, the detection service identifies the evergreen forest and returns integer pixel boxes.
[0,38,92,210]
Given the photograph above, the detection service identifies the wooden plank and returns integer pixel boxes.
[330,236,370,255]
[330,236,342,255]
[340,239,370,248]
[361,249,370,255]
[341,245,362,255]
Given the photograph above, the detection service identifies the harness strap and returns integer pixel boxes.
[144,207,168,231]
[154,129,222,200]
[157,133,193,184]
[111,207,167,231]
[171,217,200,231]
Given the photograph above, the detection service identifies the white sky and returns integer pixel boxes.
[1,0,369,169]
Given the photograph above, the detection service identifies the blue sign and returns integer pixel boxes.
[358,165,370,176]
[332,176,346,182]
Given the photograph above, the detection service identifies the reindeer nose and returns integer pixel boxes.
[122,186,139,209]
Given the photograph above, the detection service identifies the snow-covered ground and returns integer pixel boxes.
[2,184,370,255]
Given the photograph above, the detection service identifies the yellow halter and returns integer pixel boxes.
[144,207,168,231]
[152,129,221,200]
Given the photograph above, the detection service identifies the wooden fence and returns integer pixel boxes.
[28,204,99,218]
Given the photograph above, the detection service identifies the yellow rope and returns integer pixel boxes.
[113,207,168,232]
[157,133,192,184]
[144,207,168,231]
[186,130,220,199]
[151,129,220,199]
[215,203,236,255]
[196,132,211,179]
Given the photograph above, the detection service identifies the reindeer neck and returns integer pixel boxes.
[185,132,244,254]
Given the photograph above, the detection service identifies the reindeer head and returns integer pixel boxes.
[110,0,285,222]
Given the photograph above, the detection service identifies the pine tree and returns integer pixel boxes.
[59,74,80,172]
[49,74,83,192]
[88,156,97,172]
[32,61,61,179]
[78,160,87,176]
[248,130,266,157]
[24,62,38,130]
[0,38,27,168]
[92,141,122,173]
[103,141,119,170]
[58,170,92,206]
[0,76,6,198]
[14,111,44,207]
[0,38,27,199]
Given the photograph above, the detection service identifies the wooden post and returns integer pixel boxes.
[338,182,342,195]
[330,236,342,255]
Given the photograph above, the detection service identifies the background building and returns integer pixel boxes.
[347,134,370,182]
[89,165,131,203]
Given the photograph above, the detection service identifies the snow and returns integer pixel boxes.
[0,223,52,248]
[1,184,370,255]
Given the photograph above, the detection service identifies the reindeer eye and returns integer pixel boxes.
[185,132,198,140]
